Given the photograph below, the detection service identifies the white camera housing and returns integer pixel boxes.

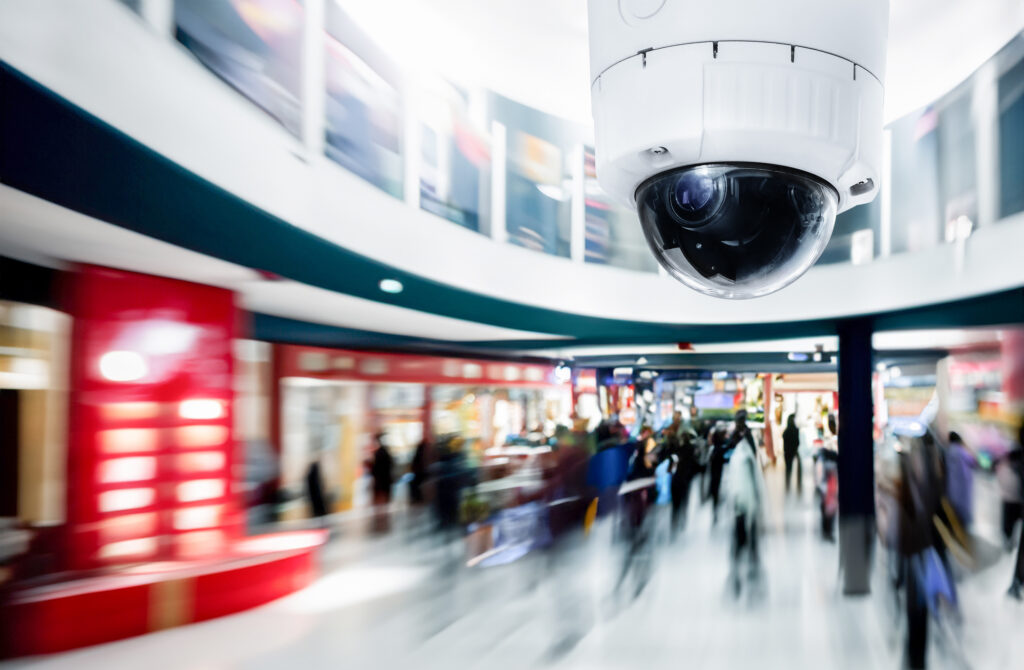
[588,0,889,298]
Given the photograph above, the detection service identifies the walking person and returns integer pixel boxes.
[665,431,697,537]
[409,439,432,506]
[708,427,729,524]
[369,432,394,533]
[782,414,802,495]
[897,432,945,669]
[1004,424,1024,599]
[944,432,975,534]
[815,414,839,541]
[726,409,764,596]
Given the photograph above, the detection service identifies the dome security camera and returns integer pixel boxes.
[588,0,889,298]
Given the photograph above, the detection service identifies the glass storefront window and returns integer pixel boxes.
[818,197,882,265]
[323,3,404,198]
[418,84,492,233]
[998,38,1024,220]
[371,383,425,464]
[0,301,70,525]
[506,131,573,256]
[583,147,658,272]
[888,108,943,255]
[491,94,577,258]
[174,0,305,138]
[937,90,979,237]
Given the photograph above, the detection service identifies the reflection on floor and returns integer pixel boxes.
[6,467,1024,670]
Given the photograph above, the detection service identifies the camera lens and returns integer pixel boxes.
[670,170,722,225]
[635,164,838,299]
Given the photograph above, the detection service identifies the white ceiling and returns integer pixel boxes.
[338,0,1024,124]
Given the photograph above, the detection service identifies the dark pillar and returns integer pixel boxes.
[837,317,875,595]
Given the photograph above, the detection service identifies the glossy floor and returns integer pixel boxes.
[7,469,1024,670]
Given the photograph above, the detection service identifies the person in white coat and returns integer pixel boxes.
[726,409,765,595]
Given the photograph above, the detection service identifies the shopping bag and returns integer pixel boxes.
[915,548,956,615]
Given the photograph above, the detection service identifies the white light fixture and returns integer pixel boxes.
[787,352,809,362]
[636,356,649,365]
[554,363,572,384]
[179,399,224,420]
[99,351,148,382]
[812,351,823,362]
[889,366,902,379]
[378,279,404,294]
[876,362,887,372]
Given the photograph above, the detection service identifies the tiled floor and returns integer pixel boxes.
[7,467,1024,669]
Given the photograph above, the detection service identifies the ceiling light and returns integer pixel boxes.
[636,356,649,365]
[787,352,809,362]
[378,279,404,294]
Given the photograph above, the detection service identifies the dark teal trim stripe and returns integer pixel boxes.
[2,61,1022,350]
[0,61,680,340]
[249,312,556,362]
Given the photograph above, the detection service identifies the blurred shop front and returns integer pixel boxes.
[273,345,571,518]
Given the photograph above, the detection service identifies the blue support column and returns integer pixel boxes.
[837,318,875,595]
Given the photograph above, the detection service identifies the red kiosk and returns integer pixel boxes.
[2,266,325,657]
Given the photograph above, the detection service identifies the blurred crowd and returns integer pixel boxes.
[296,404,1024,668]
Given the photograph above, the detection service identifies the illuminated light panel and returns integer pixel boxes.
[100,402,161,421]
[98,351,148,382]
[98,457,156,484]
[99,428,159,454]
[237,531,324,554]
[176,530,225,559]
[99,513,157,543]
[176,451,226,473]
[176,425,228,449]
[98,537,158,560]
[174,505,221,531]
[99,487,155,512]
[177,479,226,503]
[179,399,224,420]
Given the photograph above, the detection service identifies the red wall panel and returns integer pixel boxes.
[65,265,239,569]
